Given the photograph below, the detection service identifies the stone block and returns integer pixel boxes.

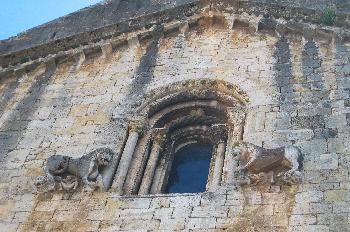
[108,197,151,209]
[55,200,80,211]
[35,201,60,211]
[17,133,44,149]
[191,206,228,218]
[289,214,317,225]
[169,195,201,207]
[245,192,262,205]
[87,209,105,221]
[333,202,350,213]
[328,138,347,153]
[317,213,348,225]
[309,203,332,214]
[268,215,289,227]
[296,139,327,155]
[291,115,324,129]
[187,217,217,229]
[12,211,31,223]
[289,225,329,232]
[27,119,54,130]
[5,149,30,163]
[153,207,173,219]
[0,223,18,232]
[246,205,274,216]
[227,206,244,217]
[150,197,171,209]
[172,206,192,219]
[200,192,226,206]
[30,211,55,221]
[325,190,350,202]
[53,210,87,222]
[119,219,160,231]
[159,217,186,230]
[276,129,314,141]
[275,202,309,215]
[325,114,347,128]
[118,208,154,220]
[295,191,323,203]
[261,193,286,204]
[313,153,339,170]
[12,195,35,211]
[53,117,74,129]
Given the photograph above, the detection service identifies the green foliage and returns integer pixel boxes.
[144,21,154,30]
[233,141,240,147]
[319,8,336,26]
[20,57,30,64]
[259,34,267,41]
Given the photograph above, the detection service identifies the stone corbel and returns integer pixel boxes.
[34,148,115,193]
[231,142,303,187]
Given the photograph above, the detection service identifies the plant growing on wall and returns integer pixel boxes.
[319,8,337,26]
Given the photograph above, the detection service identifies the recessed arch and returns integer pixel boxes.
[117,78,249,195]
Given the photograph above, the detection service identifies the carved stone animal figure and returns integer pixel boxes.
[231,142,303,185]
[35,148,114,192]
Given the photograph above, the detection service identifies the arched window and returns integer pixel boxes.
[112,79,248,195]
[165,143,213,193]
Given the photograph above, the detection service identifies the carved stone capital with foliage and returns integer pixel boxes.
[128,115,147,134]
[227,106,246,127]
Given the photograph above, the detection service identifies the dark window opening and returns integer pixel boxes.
[165,143,213,194]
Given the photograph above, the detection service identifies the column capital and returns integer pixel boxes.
[128,115,147,133]
[151,128,167,145]
[210,124,227,144]
[227,106,246,126]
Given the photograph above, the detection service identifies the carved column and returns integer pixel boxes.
[138,128,166,195]
[208,124,227,191]
[112,117,145,194]
[223,106,246,185]
[150,140,175,194]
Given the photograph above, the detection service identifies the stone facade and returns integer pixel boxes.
[0,0,350,231]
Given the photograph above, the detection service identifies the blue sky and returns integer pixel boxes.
[0,0,102,40]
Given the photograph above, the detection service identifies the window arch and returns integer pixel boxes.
[112,79,248,195]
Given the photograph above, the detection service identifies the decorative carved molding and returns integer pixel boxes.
[34,148,115,193]
[128,115,147,134]
[231,142,303,186]
[152,128,167,146]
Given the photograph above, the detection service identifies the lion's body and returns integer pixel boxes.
[38,148,114,192]
[231,142,303,185]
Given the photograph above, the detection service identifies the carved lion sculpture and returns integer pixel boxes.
[231,142,303,185]
[34,148,114,193]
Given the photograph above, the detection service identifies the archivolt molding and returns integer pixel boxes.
[138,79,249,116]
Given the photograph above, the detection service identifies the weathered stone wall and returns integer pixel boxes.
[0,7,350,232]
